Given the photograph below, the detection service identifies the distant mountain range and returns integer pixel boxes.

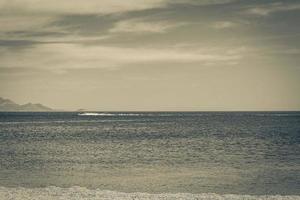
[0,97,53,111]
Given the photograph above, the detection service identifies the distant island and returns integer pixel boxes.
[0,97,53,111]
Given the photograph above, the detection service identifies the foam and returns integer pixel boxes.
[78,113,141,116]
[0,186,299,200]
[77,113,179,117]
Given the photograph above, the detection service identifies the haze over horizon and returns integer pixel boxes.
[1,0,300,111]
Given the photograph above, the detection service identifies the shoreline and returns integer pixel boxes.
[1,186,300,200]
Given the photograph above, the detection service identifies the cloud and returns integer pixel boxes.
[110,18,187,33]
[246,2,300,16]
[0,39,40,48]
[0,0,167,15]
[0,0,239,40]
[0,43,242,72]
[0,14,66,42]
[0,0,169,39]
[169,0,236,6]
[0,15,56,33]
[212,21,236,29]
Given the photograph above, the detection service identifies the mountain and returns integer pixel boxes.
[0,97,53,111]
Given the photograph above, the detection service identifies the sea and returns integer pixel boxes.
[0,112,299,199]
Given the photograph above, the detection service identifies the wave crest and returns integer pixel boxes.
[78,112,141,116]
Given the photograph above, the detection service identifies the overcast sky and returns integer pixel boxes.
[0,0,300,111]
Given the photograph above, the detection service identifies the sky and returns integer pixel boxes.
[0,0,300,111]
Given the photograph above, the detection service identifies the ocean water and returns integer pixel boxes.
[0,112,299,199]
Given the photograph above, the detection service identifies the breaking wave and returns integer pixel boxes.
[0,186,299,200]
[78,112,141,116]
